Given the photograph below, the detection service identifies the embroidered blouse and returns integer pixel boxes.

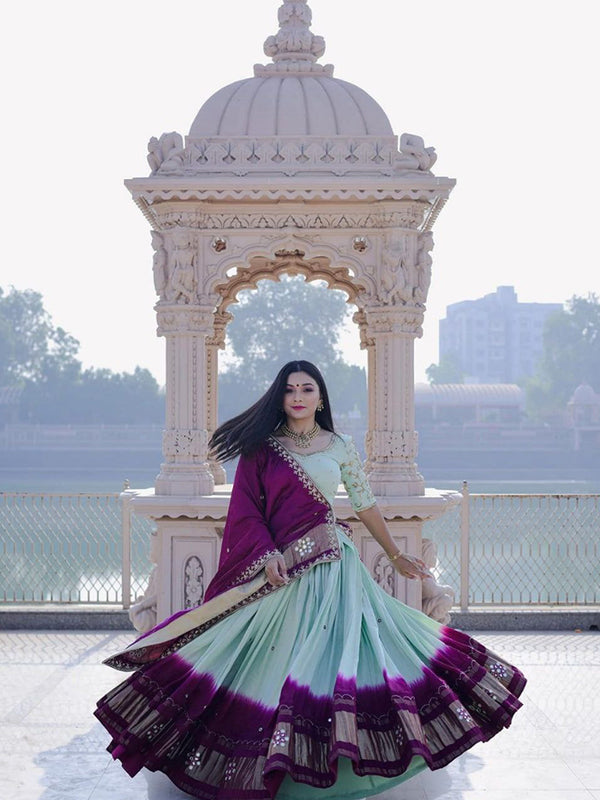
[103,432,377,671]
[285,433,376,513]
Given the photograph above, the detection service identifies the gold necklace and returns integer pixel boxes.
[280,422,320,448]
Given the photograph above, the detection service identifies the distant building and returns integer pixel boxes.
[567,383,600,452]
[415,383,525,426]
[0,386,22,427]
[439,286,562,383]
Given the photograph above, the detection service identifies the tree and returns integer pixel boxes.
[1,286,164,424]
[426,353,464,384]
[0,287,80,385]
[218,276,367,421]
[21,366,164,424]
[526,294,600,420]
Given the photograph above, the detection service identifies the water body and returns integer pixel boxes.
[2,466,600,495]
[2,466,598,606]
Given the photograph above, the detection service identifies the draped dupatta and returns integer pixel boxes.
[104,437,343,671]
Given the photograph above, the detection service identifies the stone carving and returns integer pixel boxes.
[421,538,455,624]
[414,231,434,306]
[163,429,209,458]
[256,0,333,76]
[371,430,418,463]
[215,252,363,311]
[184,555,205,608]
[166,230,197,304]
[151,231,169,299]
[130,186,453,212]
[211,236,227,252]
[156,306,217,335]
[364,306,425,336]
[379,233,410,305]
[353,236,368,252]
[147,132,185,174]
[373,552,396,595]
[155,208,424,231]
[165,136,402,177]
[397,133,437,172]
[128,530,159,633]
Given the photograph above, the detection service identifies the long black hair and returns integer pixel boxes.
[209,360,335,461]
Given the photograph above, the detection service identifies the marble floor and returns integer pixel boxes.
[0,630,598,800]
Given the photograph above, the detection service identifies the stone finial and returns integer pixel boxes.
[254,0,334,77]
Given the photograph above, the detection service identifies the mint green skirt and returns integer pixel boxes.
[96,529,526,799]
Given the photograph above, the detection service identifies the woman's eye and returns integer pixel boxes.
[304,387,314,392]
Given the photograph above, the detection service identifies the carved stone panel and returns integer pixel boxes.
[152,205,428,231]
[166,525,222,619]
[162,429,209,458]
[183,555,205,608]
[371,430,419,463]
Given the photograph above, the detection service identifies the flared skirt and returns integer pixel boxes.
[95,529,526,799]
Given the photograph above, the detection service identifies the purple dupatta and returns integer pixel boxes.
[104,437,343,671]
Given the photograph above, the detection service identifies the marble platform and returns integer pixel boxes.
[0,630,598,800]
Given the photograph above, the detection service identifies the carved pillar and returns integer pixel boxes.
[155,304,215,496]
[206,310,231,485]
[354,309,375,462]
[363,304,425,496]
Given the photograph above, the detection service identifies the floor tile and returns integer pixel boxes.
[420,753,588,792]
[423,792,595,800]
[563,760,600,791]
[0,631,597,800]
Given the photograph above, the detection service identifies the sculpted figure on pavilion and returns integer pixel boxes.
[125,0,459,630]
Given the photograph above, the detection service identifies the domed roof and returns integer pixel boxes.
[569,383,600,405]
[190,75,393,138]
[189,0,393,139]
[143,1,440,180]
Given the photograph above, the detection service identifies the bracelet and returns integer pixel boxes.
[388,550,404,563]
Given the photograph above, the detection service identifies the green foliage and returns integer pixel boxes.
[1,286,163,424]
[426,353,465,384]
[526,294,600,420]
[218,276,366,421]
[0,287,80,385]
[20,366,164,424]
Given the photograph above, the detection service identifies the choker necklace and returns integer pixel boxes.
[280,422,320,448]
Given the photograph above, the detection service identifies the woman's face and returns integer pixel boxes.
[283,371,321,423]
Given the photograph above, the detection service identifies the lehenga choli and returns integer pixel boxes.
[95,433,526,800]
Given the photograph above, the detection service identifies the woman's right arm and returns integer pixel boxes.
[265,554,289,587]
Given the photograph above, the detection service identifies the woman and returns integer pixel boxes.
[95,360,526,800]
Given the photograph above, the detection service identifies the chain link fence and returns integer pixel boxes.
[1,489,599,606]
[0,493,153,603]
[425,487,600,606]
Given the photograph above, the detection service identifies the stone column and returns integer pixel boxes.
[363,304,425,496]
[206,311,231,485]
[155,304,215,496]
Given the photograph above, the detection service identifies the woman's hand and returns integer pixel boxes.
[390,553,431,581]
[265,554,289,587]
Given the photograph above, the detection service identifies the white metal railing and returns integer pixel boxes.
[0,492,153,604]
[425,483,600,608]
[1,488,598,607]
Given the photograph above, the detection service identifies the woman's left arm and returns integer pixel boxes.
[339,435,430,580]
[356,504,431,580]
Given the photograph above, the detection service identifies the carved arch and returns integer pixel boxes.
[203,233,376,302]
[215,250,363,312]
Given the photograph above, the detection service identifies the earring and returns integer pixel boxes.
[317,400,324,412]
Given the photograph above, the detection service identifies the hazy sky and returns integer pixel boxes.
[2,0,598,384]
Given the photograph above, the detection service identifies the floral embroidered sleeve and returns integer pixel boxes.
[339,435,377,512]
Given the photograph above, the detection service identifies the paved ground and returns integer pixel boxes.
[0,630,598,800]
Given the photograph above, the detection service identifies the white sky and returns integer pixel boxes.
[1,0,598,384]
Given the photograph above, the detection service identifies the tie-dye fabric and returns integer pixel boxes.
[95,437,526,799]
[96,531,525,798]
